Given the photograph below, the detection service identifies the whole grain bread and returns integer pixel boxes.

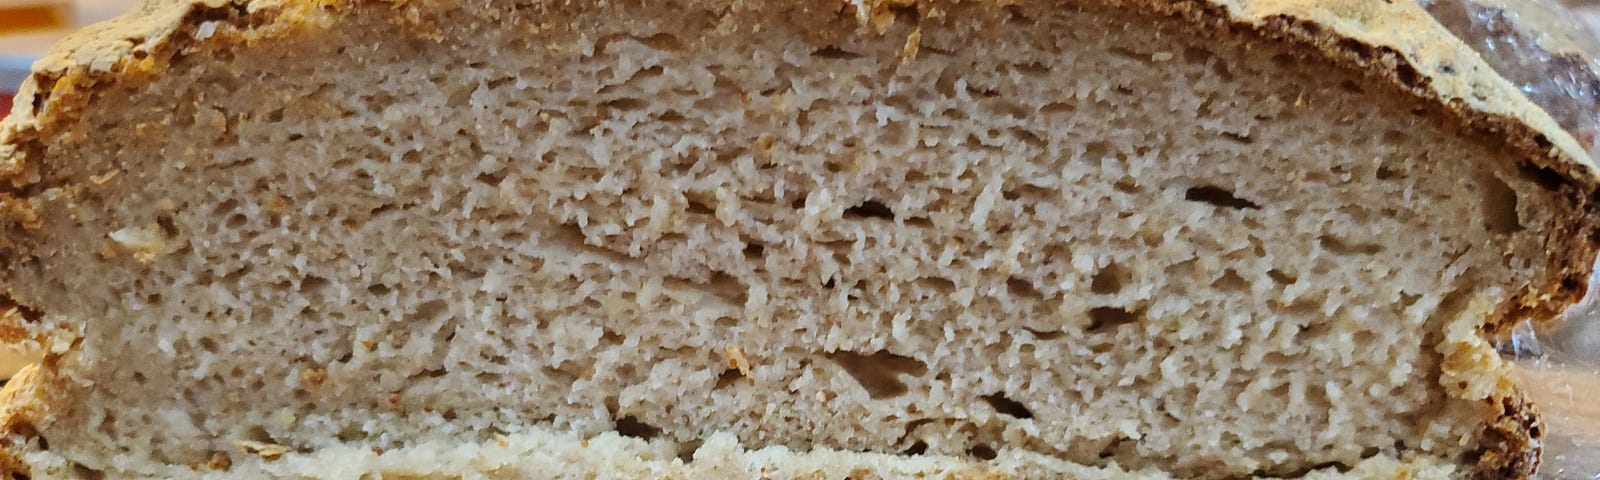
[0,0,1597,478]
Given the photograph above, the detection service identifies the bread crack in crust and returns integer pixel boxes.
[0,0,1595,478]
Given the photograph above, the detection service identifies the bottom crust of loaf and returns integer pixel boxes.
[0,423,1458,480]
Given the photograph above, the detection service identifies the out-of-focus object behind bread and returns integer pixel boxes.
[1420,0,1600,161]
[0,0,141,60]
[0,0,69,35]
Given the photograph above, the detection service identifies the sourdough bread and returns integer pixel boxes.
[0,0,1597,478]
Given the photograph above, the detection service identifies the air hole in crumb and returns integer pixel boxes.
[1003,184,1052,202]
[1012,62,1049,76]
[1010,128,1045,147]
[156,215,180,238]
[1080,141,1111,161]
[1294,321,1329,343]
[844,200,895,220]
[1040,102,1074,114]
[1027,328,1064,340]
[965,85,1000,98]
[903,441,929,455]
[1480,174,1524,234]
[407,300,450,324]
[1006,277,1042,299]
[1220,131,1254,144]
[1517,162,1565,192]
[714,369,743,390]
[474,171,506,186]
[1284,298,1323,316]
[968,444,998,460]
[676,438,703,463]
[1114,179,1139,193]
[367,284,391,296]
[1211,61,1235,81]
[1182,46,1212,64]
[299,276,332,296]
[1184,185,1260,210]
[445,86,474,107]
[1270,53,1296,67]
[1213,269,1248,291]
[1090,262,1129,295]
[199,337,220,353]
[685,196,715,215]
[71,464,105,480]
[614,416,661,440]
[828,350,927,399]
[1107,46,1149,63]
[1086,307,1141,332]
[241,425,275,444]
[637,33,685,51]
[917,277,955,294]
[1375,165,1402,180]
[1317,235,1383,255]
[743,242,766,259]
[1267,269,1296,285]
[708,272,747,304]
[1380,129,1409,146]
[812,46,863,59]
[982,393,1034,418]
[1099,436,1134,459]
[1338,79,1364,94]
[602,98,648,112]
[1003,4,1030,24]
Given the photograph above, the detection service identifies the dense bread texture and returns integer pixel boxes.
[0,0,1597,478]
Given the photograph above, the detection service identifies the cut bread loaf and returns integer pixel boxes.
[0,0,1598,478]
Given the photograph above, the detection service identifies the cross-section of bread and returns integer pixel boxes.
[0,0,1597,478]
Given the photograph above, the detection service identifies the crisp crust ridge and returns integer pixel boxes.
[0,0,1594,478]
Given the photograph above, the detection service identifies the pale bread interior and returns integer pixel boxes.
[0,0,1569,477]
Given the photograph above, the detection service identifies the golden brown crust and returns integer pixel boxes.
[1471,392,1543,480]
[0,0,1595,478]
[0,364,47,479]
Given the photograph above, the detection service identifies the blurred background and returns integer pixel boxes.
[0,0,139,55]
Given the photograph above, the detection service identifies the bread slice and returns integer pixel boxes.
[0,0,1596,477]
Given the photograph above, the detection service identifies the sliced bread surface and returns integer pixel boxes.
[0,0,1598,478]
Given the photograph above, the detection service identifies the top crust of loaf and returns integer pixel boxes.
[0,0,1596,478]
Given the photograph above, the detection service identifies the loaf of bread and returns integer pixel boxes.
[1,0,1596,477]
